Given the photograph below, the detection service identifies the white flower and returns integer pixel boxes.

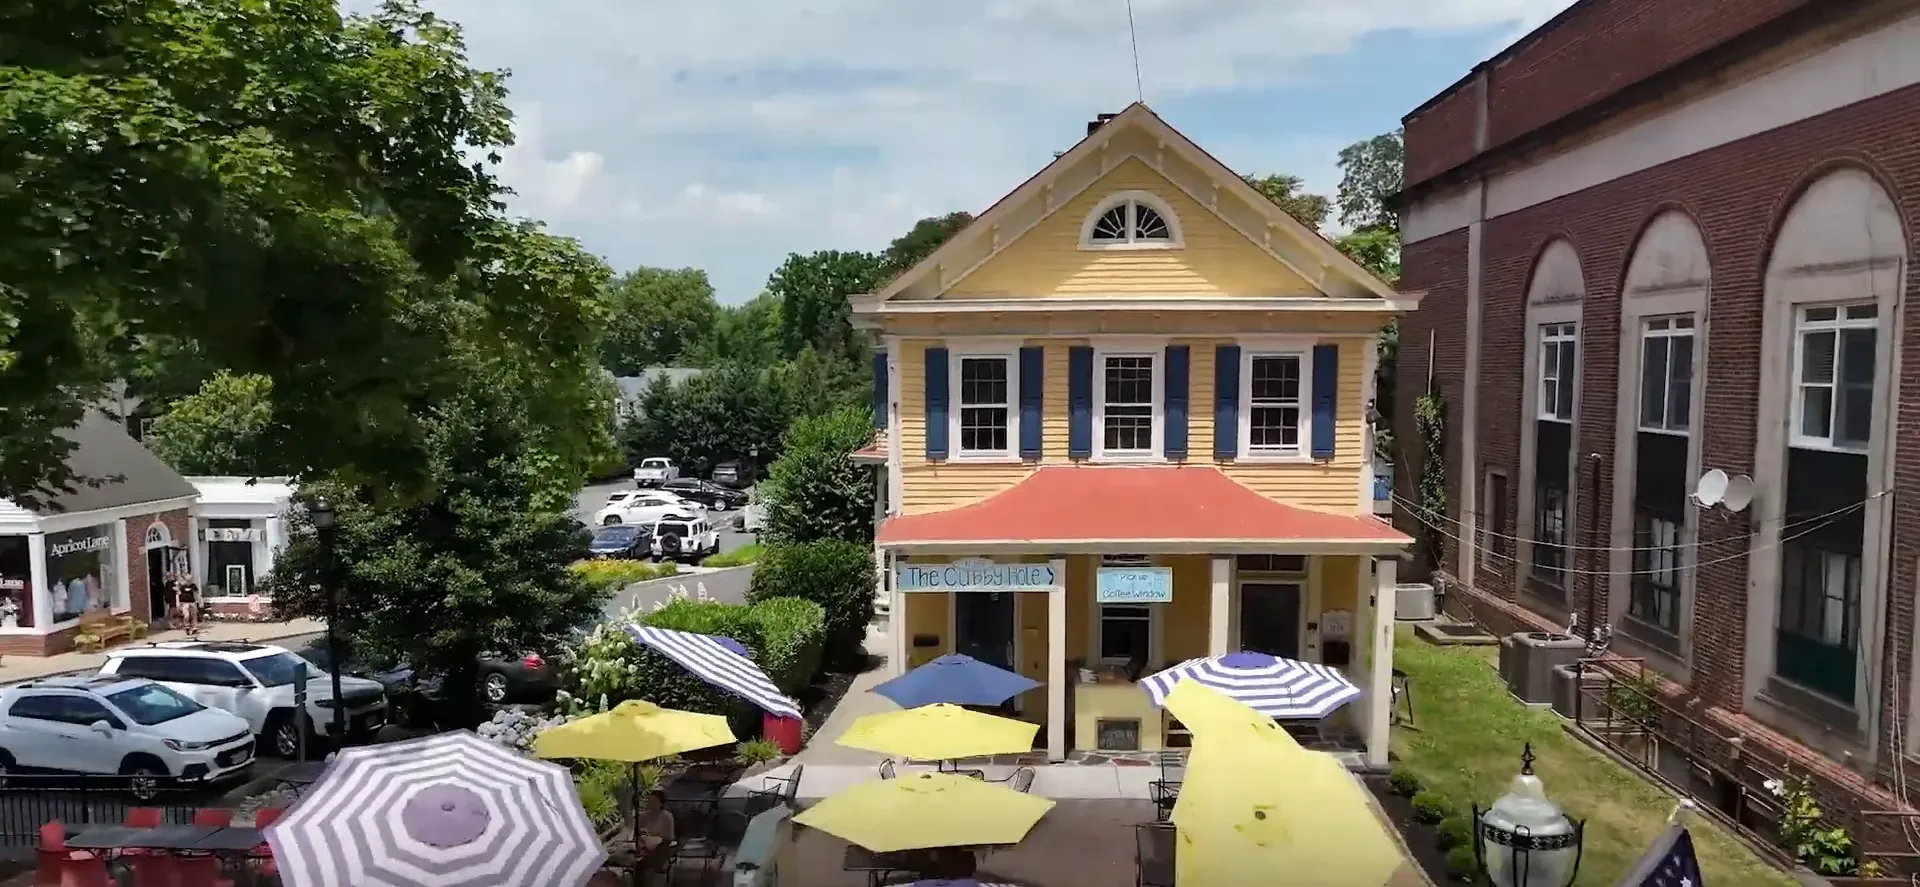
[1764,778,1784,797]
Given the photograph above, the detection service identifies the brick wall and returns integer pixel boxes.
[1406,80,1920,849]
[1394,230,1469,578]
[1403,0,1816,187]
[126,509,190,625]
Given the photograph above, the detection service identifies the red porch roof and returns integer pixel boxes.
[876,466,1410,553]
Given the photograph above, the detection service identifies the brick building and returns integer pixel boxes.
[1395,0,1920,851]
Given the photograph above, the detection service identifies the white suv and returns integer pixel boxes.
[593,491,702,527]
[651,515,720,562]
[0,676,255,799]
[99,641,388,760]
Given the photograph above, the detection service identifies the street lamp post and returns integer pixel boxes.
[1473,743,1585,887]
[309,498,348,745]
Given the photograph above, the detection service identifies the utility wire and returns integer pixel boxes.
[1125,0,1144,103]
[1387,488,1888,553]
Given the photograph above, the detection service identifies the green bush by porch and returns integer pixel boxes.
[1389,628,1796,886]
[748,539,875,671]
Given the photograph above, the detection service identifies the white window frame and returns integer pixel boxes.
[1078,191,1184,251]
[1238,346,1314,462]
[948,348,1021,461]
[1092,602,1164,666]
[1789,302,1878,453]
[1537,322,1577,422]
[1092,344,1164,461]
[1638,316,1695,434]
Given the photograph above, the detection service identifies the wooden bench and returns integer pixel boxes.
[76,608,143,650]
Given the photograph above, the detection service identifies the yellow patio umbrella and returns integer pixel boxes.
[835,703,1039,762]
[532,699,736,762]
[793,771,1055,852]
[1164,681,1416,887]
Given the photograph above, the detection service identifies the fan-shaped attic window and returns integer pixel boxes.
[1080,191,1182,250]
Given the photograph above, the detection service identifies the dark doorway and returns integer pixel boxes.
[1239,583,1302,659]
[954,592,1017,671]
[147,548,169,623]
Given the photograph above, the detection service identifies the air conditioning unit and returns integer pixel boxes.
[1395,583,1437,621]
[1549,662,1608,721]
[1505,632,1586,705]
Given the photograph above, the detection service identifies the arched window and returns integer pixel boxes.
[1080,192,1181,249]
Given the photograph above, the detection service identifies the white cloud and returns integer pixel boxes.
[397,0,1576,299]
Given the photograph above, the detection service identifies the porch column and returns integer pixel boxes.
[1047,557,1067,762]
[1365,558,1398,769]
[1208,556,1231,656]
[27,533,51,627]
[186,516,204,586]
[886,550,907,678]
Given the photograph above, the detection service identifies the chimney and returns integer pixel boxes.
[1086,113,1120,137]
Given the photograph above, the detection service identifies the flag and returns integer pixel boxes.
[1615,823,1704,887]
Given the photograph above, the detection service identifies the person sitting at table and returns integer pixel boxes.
[605,790,677,884]
[637,789,676,850]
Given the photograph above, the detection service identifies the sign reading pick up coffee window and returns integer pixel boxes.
[896,558,1058,593]
[1096,566,1173,603]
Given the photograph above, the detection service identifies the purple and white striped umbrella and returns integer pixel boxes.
[264,731,604,887]
[1140,650,1362,719]
[625,624,803,719]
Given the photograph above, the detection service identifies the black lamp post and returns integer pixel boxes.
[309,497,348,744]
[1473,743,1585,887]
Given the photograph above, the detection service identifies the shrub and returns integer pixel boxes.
[1443,844,1479,882]
[704,542,763,568]
[736,738,782,766]
[1435,817,1473,851]
[570,559,676,591]
[1386,767,1423,797]
[748,597,825,695]
[760,407,876,545]
[563,596,762,717]
[1410,791,1451,825]
[573,759,661,832]
[749,540,875,671]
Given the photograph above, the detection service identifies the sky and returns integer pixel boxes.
[373,0,1579,303]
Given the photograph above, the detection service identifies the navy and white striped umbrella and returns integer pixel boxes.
[625,624,803,719]
[264,731,604,887]
[1140,650,1362,719]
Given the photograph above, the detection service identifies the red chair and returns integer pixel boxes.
[252,807,285,829]
[169,856,232,887]
[35,822,102,887]
[191,809,232,827]
[123,808,163,828]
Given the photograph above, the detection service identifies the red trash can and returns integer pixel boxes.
[763,713,803,755]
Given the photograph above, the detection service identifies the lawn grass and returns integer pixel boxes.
[704,542,763,567]
[1390,628,1797,886]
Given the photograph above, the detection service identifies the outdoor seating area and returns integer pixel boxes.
[34,807,281,887]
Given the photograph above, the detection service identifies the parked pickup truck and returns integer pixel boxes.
[632,457,680,488]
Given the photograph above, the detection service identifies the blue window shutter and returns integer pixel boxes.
[925,347,949,459]
[1164,345,1190,459]
[1312,343,1339,459]
[1019,346,1044,459]
[1068,346,1094,458]
[1214,345,1240,459]
[871,350,888,430]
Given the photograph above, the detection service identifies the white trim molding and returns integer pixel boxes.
[1078,190,1185,251]
[1237,345,1315,463]
[1515,241,1586,605]
[947,346,1023,463]
[1091,342,1166,463]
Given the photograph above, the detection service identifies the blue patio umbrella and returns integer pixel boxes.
[873,654,1041,708]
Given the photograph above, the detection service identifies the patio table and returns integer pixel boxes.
[66,825,226,851]
[843,845,938,887]
[276,761,329,786]
[191,827,267,853]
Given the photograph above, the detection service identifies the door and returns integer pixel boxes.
[1239,583,1303,660]
[3,693,79,770]
[953,592,1017,671]
[147,549,170,620]
[57,696,127,774]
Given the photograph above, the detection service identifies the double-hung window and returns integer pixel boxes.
[953,352,1015,458]
[1097,352,1159,458]
[1629,515,1681,635]
[1792,303,1877,451]
[1242,352,1308,457]
[1538,323,1577,421]
[1640,317,1694,432]
[1777,543,1862,703]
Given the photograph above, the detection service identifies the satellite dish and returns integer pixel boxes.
[1693,469,1729,508]
[1722,475,1754,513]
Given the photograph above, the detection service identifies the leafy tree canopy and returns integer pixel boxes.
[768,250,884,360]
[1242,174,1331,230]
[681,294,781,368]
[879,212,973,277]
[1334,227,1401,285]
[0,0,595,505]
[760,407,878,546]
[619,363,794,478]
[601,267,719,375]
[1335,130,1405,232]
[147,372,278,477]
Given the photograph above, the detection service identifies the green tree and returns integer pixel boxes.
[1242,174,1331,229]
[618,363,792,477]
[601,267,719,375]
[767,251,884,360]
[760,407,877,545]
[0,0,595,506]
[1334,227,1401,283]
[880,212,973,277]
[1335,130,1405,232]
[147,372,278,476]
[683,293,781,368]
[265,380,608,723]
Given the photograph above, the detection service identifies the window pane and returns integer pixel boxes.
[1104,408,1153,451]
[1838,383,1874,448]
[1667,335,1694,431]
[960,407,1009,453]
[1249,407,1300,448]
[1104,357,1153,405]
[1133,204,1170,240]
[1799,330,1835,384]
[1099,615,1150,661]
[1091,207,1129,242]
[959,358,1008,406]
[1556,376,1576,421]
[1799,386,1833,440]
[1839,328,1877,388]
[1556,340,1577,392]
[1640,336,1669,427]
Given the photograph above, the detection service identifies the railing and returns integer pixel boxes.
[0,775,216,863]
[1570,660,1913,881]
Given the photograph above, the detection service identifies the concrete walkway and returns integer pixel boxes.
[0,617,323,684]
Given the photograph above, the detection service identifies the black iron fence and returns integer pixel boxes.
[0,775,210,863]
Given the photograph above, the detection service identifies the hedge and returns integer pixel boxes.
[747,540,875,672]
[748,596,825,696]
[571,559,679,591]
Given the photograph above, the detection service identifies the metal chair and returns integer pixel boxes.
[1390,667,1415,727]
[1147,780,1180,822]
[1134,823,1175,887]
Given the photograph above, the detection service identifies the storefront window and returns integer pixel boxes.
[204,519,257,597]
[0,536,31,628]
[44,526,118,623]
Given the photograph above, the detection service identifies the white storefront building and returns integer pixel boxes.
[187,477,295,608]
